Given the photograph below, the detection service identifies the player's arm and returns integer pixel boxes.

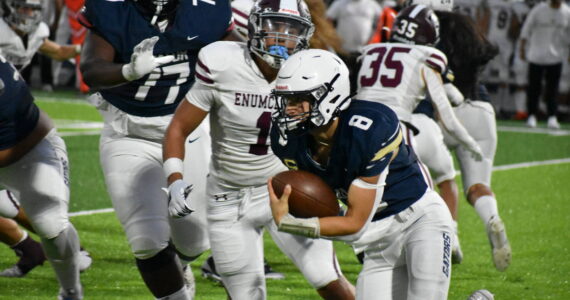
[422,66,483,160]
[162,100,208,185]
[38,39,80,61]
[80,31,126,89]
[81,31,173,89]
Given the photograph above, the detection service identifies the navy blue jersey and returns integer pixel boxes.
[81,0,232,117]
[0,56,39,150]
[271,100,428,220]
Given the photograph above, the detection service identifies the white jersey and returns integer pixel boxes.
[454,0,482,21]
[188,41,287,190]
[356,43,448,122]
[484,0,515,47]
[0,19,49,70]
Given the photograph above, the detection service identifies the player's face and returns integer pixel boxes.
[283,95,312,121]
[262,17,306,54]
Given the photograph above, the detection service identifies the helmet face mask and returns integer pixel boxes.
[3,0,43,34]
[248,0,314,69]
[272,49,351,141]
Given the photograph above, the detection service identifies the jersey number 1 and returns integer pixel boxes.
[249,111,272,155]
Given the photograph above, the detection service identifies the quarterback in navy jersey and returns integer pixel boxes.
[79,0,235,299]
[0,56,84,299]
[268,49,453,300]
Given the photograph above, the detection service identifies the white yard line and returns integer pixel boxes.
[497,126,570,136]
[69,158,570,217]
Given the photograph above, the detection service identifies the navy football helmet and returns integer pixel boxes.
[248,0,314,69]
[390,4,440,46]
[2,0,43,34]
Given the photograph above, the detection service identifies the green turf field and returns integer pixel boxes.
[0,92,569,299]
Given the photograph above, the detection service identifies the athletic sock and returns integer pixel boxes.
[474,195,499,225]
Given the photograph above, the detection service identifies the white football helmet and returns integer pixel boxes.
[2,0,43,34]
[248,0,314,69]
[406,0,454,11]
[272,49,351,138]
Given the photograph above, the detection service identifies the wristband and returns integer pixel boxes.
[121,64,136,81]
[163,157,184,179]
[74,44,82,55]
[278,214,320,238]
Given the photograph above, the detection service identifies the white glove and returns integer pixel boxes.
[165,179,194,218]
[121,36,174,81]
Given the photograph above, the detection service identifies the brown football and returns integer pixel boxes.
[271,170,339,218]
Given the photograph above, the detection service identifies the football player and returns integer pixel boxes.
[357,2,484,264]
[0,55,84,300]
[79,0,234,299]
[267,46,453,300]
[478,0,517,115]
[0,0,81,75]
[419,8,512,271]
[163,0,356,299]
[0,0,92,279]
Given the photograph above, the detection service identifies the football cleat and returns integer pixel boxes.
[200,256,222,283]
[0,236,46,277]
[183,265,196,299]
[486,216,511,271]
[0,264,24,277]
[264,260,285,280]
[78,249,93,272]
[547,116,560,130]
[57,287,83,300]
[467,289,494,300]
[452,232,464,264]
[526,115,537,128]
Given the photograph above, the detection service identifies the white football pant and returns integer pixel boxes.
[355,190,453,300]
[206,177,343,300]
[96,97,210,260]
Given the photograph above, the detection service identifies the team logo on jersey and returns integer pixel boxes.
[234,93,276,109]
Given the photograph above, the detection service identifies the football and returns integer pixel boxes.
[271,170,339,218]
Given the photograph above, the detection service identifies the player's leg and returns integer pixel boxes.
[453,101,511,271]
[170,122,213,297]
[263,183,355,300]
[410,114,462,263]
[0,131,83,299]
[543,63,562,129]
[0,189,92,273]
[206,182,266,300]
[405,191,453,300]
[526,63,544,127]
[99,131,190,300]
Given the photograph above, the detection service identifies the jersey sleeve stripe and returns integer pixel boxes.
[197,59,211,74]
[371,128,403,162]
[231,7,248,19]
[234,19,247,30]
[425,58,445,73]
[195,71,214,84]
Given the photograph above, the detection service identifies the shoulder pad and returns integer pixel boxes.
[195,41,247,87]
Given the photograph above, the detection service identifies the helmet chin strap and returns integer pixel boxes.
[150,3,163,25]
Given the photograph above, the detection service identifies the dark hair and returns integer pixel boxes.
[435,11,498,99]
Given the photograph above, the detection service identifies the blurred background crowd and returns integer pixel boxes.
[5,0,570,125]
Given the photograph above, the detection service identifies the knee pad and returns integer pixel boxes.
[33,213,69,239]
[0,190,19,218]
[130,235,170,260]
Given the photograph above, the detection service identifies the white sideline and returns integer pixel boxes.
[69,158,570,217]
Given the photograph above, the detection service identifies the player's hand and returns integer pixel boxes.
[267,178,291,225]
[122,36,174,81]
[467,142,484,162]
[165,179,194,218]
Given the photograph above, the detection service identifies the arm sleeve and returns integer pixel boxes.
[422,66,479,152]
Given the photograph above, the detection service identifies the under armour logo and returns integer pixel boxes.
[214,194,228,201]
